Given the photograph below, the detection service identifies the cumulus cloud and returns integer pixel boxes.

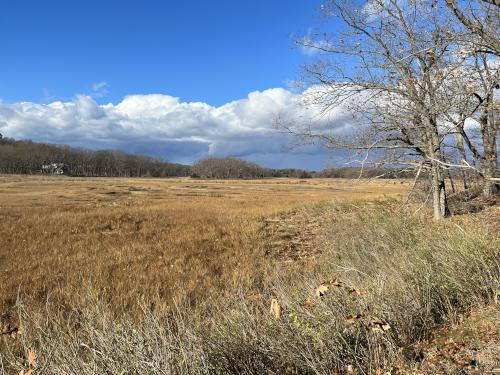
[0,88,354,169]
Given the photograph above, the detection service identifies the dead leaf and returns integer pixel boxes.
[1,323,19,336]
[315,284,329,297]
[348,288,365,297]
[303,298,316,308]
[270,298,282,319]
[345,314,363,325]
[327,278,343,287]
[371,319,391,333]
[27,349,37,367]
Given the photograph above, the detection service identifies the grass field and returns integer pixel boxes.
[1,175,498,374]
[0,175,408,314]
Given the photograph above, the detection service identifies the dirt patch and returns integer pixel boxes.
[412,305,500,374]
[261,205,338,261]
[448,186,500,215]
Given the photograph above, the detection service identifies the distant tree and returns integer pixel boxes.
[0,137,192,177]
[192,157,265,179]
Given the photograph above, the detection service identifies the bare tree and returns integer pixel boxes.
[288,0,465,219]
[445,0,500,56]
[441,51,499,196]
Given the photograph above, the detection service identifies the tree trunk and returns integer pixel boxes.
[431,161,450,220]
[482,156,500,197]
[427,115,450,220]
[479,101,499,198]
[454,133,469,191]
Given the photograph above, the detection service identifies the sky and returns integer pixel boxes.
[0,0,349,170]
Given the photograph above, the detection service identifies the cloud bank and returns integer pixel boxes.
[0,88,354,169]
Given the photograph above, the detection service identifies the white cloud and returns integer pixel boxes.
[91,81,109,98]
[298,28,331,56]
[0,88,354,169]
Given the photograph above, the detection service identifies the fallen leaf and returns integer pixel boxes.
[349,288,364,297]
[270,298,282,319]
[315,284,329,297]
[1,323,19,336]
[27,349,37,367]
[328,278,344,287]
[303,298,316,308]
[345,314,363,325]
[371,319,391,333]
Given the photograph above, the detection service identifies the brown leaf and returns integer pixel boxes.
[315,284,329,297]
[327,278,344,287]
[345,314,363,325]
[1,323,19,336]
[348,288,365,297]
[270,298,282,319]
[27,349,37,367]
[303,298,316,309]
[370,319,391,333]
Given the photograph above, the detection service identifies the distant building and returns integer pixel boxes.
[41,163,65,175]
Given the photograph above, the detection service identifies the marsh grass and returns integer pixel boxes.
[0,176,407,315]
[2,202,498,374]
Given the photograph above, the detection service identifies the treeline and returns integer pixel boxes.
[191,157,413,179]
[0,135,417,179]
[191,157,313,179]
[0,136,191,177]
[316,167,415,179]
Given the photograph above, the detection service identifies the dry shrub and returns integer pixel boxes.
[1,203,498,374]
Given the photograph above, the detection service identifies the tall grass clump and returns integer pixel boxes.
[1,204,498,374]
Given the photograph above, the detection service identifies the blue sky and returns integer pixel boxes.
[0,0,324,105]
[0,0,351,169]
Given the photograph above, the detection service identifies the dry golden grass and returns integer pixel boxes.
[0,175,408,315]
[1,177,498,374]
[1,199,497,375]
